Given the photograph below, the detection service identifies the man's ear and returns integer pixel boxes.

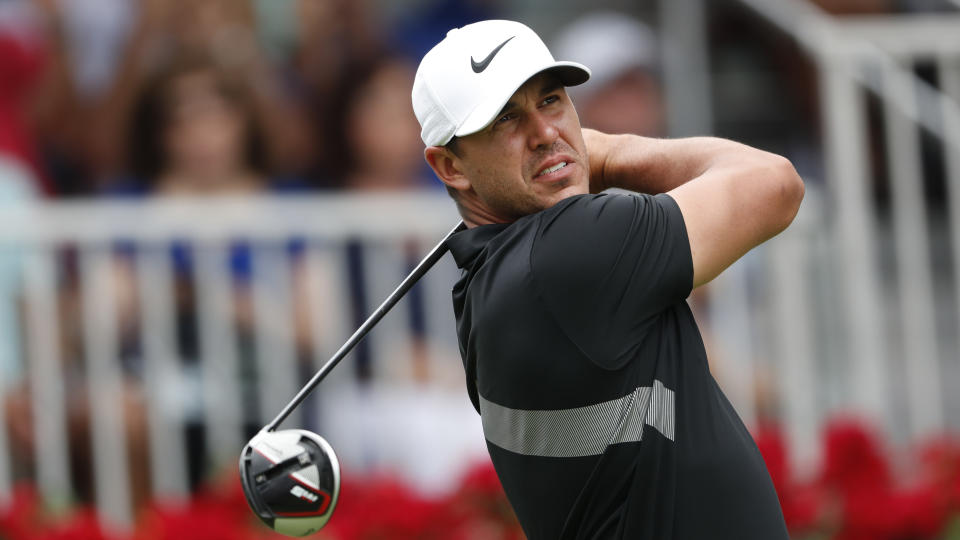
[424,146,472,192]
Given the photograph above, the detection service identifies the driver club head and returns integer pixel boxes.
[239,429,341,537]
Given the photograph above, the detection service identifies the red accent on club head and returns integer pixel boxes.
[284,474,332,515]
[253,446,278,464]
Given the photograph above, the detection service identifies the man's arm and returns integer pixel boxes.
[584,129,805,288]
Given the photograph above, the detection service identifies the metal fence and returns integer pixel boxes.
[0,192,489,531]
[732,0,960,471]
[0,182,954,533]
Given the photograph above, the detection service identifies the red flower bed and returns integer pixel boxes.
[755,419,960,540]
[0,463,523,540]
[3,421,960,539]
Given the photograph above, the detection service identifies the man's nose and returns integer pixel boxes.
[526,110,559,150]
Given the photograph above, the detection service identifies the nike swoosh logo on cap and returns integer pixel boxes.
[471,36,515,73]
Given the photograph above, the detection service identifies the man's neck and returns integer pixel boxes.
[456,193,513,229]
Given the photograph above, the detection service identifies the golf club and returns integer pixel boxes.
[239,221,465,537]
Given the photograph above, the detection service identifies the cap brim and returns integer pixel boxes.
[454,61,590,140]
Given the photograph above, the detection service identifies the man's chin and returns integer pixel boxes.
[532,187,584,214]
[551,183,589,203]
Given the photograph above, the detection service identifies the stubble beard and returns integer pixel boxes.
[470,141,586,222]
[486,174,575,222]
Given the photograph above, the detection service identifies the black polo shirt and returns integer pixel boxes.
[447,193,788,540]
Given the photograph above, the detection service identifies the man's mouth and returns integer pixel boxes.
[536,162,567,177]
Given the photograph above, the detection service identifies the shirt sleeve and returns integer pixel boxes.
[530,192,693,370]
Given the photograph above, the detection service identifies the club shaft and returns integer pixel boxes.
[264,221,465,432]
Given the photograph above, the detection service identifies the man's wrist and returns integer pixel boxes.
[584,129,620,193]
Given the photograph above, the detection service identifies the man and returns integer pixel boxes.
[412,20,803,539]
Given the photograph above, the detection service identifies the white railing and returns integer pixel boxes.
[0,192,494,532]
[0,176,954,532]
[728,0,960,468]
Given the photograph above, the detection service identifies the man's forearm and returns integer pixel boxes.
[584,129,772,194]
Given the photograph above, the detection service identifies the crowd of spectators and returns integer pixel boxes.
[0,0,736,202]
[0,0,503,200]
[2,0,932,201]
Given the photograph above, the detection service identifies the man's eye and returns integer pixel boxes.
[541,95,559,106]
[496,113,514,124]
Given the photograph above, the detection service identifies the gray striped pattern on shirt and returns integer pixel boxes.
[479,380,675,458]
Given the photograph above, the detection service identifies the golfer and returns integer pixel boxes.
[413,20,802,539]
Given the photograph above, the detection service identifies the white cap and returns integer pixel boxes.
[412,19,590,147]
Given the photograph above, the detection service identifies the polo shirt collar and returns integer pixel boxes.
[446,223,510,268]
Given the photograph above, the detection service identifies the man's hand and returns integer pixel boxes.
[582,128,615,193]
[582,129,695,195]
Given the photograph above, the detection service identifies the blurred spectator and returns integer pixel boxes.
[105,0,314,183]
[708,2,823,181]
[22,0,313,194]
[118,52,274,196]
[287,0,386,186]
[341,56,434,192]
[20,0,144,195]
[0,1,53,195]
[552,11,664,136]
[291,0,381,99]
[48,0,136,99]
[289,0,497,187]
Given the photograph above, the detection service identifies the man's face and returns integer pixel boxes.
[453,72,590,222]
